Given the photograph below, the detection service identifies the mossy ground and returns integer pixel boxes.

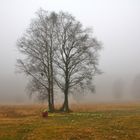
[0,103,140,140]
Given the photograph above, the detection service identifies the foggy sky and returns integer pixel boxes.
[0,0,140,103]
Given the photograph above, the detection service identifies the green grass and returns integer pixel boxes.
[0,104,140,140]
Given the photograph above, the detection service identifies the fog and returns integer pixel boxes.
[0,0,140,104]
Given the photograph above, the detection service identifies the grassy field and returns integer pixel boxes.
[0,102,140,140]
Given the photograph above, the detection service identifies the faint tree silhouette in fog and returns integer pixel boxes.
[112,78,124,99]
[132,74,140,98]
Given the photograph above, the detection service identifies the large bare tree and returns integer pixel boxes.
[53,12,101,112]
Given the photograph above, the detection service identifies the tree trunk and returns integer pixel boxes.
[59,85,71,112]
[50,83,54,111]
[48,81,54,112]
[59,62,71,112]
[46,43,55,112]
[49,34,55,112]
[64,91,69,111]
[60,94,71,112]
[47,88,52,112]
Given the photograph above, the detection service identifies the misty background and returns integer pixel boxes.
[0,0,140,104]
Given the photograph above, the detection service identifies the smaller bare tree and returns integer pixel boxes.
[17,9,58,112]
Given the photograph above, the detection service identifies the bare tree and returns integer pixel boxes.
[132,74,140,99]
[112,78,124,99]
[17,9,57,112]
[53,12,101,112]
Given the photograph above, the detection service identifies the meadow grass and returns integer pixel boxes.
[0,103,140,140]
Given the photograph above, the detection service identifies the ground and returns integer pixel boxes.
[0,102,140,140]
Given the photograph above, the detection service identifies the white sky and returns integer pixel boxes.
[0,0,140,103]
